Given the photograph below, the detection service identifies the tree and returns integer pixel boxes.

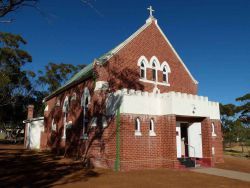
[0,32,37,136]
[220,103,236,147]
[37,62,85,94]
[0,32,34,106]
[236,93,250,125]
[0,0,38,22]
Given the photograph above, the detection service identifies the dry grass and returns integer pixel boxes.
[224,145,250,158]
[0,144,249,188]
[215,155,250,173]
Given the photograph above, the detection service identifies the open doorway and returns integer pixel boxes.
[180,123,189,157]
[176,121,203,158]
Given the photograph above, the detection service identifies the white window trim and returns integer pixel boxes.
[71,92,77,101]
[62,96,69,139]
[212,123,217,137]
[163,66,168,83]
[51,118,57,131]
[137,56,171,86]
[139,78,170,86]
[149,56,161,69]
[135,118,142,136]
[149,119,156,136]
[140,60,147,79]
[62,113,67,139]
[152,61,158,82]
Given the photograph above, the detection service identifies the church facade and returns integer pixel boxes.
[40,11,223,171]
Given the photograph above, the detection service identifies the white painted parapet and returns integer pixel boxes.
[106,88,220,120]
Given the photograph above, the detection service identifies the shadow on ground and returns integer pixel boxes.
[0,144,100,187]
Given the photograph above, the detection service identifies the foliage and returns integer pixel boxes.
[220,93,250,152]
[0,32,34,105]
[37,62,85,93]
[236,93,250,124]
[0,0,37,18]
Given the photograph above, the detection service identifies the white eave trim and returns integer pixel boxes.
[155,22,199,85]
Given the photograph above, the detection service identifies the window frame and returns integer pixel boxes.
[163,66,168,83]
[140,60,146,79]
[152,61,157,81]
[135,117,142,136]
[211,122,217,137]
[149,118,156,136]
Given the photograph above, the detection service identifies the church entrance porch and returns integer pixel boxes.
[176,117,205,168]
[176,121,203,159]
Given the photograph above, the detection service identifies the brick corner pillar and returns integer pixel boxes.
[162,115,178,168]
[201,117,213,166]
[211,120,224,163]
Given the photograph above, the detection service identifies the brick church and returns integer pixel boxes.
[40,7,223,171]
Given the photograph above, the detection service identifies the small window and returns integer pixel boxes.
[71,92,77,101]
[140,61,146,79]
[152,62,156,81]
[135,118,142,136]
[51,118,57,131]
[163,66,168,83]
[149,118,156,136]
[212,123,217,136]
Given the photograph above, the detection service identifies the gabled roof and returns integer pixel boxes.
[45,17,198,101]
[45,19,152,101]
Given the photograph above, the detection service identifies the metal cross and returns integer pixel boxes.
[147,6,154,17]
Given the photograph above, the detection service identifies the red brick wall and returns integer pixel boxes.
[200,118,214,166]
[211,120,224,163]
[96,21,197,94]
[41,79,94,151]
[116,114,178,171]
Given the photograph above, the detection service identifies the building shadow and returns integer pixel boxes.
[0,145,101,187]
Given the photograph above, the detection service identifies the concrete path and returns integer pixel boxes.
[191,168,250,182]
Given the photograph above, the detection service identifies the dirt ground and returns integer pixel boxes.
[215,155,250,173]
[0,144,250,188]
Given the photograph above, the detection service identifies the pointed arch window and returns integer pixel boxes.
[140,61,146,79]
[135,118,142,136]
[163,66,168,83]
[149,118,156,136]
[152,61,157,81]
[212,122,217,137]
[81,87,91,139]
[62,96,69,139]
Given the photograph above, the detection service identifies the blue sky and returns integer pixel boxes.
[1,0,249,104]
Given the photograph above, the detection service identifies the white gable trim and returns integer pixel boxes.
[155,23,198,84]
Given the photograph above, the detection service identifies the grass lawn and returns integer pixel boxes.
[0,144,249,188]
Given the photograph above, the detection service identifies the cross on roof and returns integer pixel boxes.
[147,6,154,18]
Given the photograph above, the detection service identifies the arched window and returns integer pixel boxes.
[62,96,69,139]
[71,92,77,101]
[152,61,157,81]
[135,118,142,136]
[81,87,91,139]
[163,66,168,83]
[51,118,57,131]
[140,61,146,79]
[149,118,156,136]
[212,123,217,136]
